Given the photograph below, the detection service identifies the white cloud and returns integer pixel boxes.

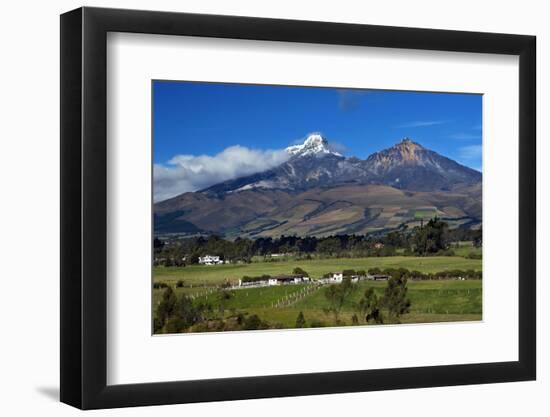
[154,145,290,202]
[395,120,447,128]
[459,144,482,159]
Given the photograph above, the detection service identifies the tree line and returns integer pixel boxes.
[154,217,482,266]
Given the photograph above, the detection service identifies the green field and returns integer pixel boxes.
[153,255,482,332]
[153,279,482,329]
[414,209,437,219]
[154,255,482,286]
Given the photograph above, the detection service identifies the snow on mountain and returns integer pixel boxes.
[198,135,481,196]
[285,133,342,157]
[155,135,483,236]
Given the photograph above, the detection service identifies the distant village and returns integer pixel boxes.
[190,254,389,289]
[236,271,390,289]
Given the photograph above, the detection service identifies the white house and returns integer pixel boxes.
[198,255,224,265]
[317,272,358,284]
[329,272,344,283]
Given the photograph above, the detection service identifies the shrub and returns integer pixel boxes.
[242,314,269,330]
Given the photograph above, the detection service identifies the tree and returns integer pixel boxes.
[174,294,201,328]
[216,290,234,318]
[413,217,449,255]
[323,278,357,324]
[156,287,177,330]
[382,276,411,321]
[292,267,309,277]
[188,253,200,264]
[295,311,306,328]
[357,287,383,324]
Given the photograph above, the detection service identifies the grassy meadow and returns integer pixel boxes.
[153,255,482,331]
[153,279,482,329]
[153,255,482,286]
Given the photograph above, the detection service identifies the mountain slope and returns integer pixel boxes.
[201,136,480,196]
[155,135,482,237]
[361,138,481,191]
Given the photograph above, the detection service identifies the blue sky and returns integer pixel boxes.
[153,80,482,201]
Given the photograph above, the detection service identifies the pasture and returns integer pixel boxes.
[153,255,482,332]
[153,255,482,286]
[153,278,482,330]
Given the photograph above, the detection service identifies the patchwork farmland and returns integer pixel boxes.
[153,255,482,332]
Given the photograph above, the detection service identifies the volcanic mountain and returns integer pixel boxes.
[154,135,482,237]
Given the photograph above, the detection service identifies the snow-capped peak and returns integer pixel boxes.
[285,133,342,157]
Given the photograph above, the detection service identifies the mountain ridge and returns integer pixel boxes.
[155,134,482,237]
[199,135,480,196]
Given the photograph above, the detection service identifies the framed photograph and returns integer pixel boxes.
[60,6,536,409]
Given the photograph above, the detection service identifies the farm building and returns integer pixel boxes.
[198,255,224,265]
[317,272,344,284]
[238,277,269,287]
[268,275,305,286]
[238,275,308,288]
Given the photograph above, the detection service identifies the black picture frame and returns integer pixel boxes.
[60,6,536,410]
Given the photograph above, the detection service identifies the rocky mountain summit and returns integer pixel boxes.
[200,135,480,196]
